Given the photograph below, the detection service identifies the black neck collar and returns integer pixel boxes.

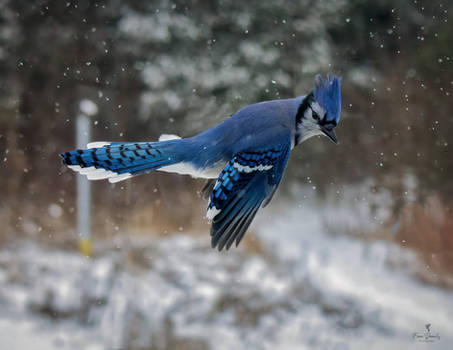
[296,92,314,126]
[294,93,314,145]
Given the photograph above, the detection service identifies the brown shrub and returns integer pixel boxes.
[394,195,453,287]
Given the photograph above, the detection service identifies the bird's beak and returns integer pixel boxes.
[321,126,338,144]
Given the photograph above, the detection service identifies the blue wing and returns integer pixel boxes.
[207,137,291,251]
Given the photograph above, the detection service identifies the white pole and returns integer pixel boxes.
[76,99,98,256]
[76,113,91,256]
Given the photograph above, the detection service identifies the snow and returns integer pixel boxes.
[0,202,452,349]
[0,317,63,350]
[48,203,63,218]
[79,99,99,117]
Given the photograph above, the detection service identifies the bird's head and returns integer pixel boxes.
[295,74,341,145]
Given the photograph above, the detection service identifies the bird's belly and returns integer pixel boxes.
[158,160,226,179]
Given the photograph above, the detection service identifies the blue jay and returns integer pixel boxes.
[60,74,341,250]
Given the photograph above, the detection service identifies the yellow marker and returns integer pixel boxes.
[78,238,93,257]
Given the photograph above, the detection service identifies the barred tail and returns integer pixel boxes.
[59,139,186,183]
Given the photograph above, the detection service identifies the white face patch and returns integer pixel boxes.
[309,101,325,121]
[295,105,324,145]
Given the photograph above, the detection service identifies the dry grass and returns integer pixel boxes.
[393,195,453,288]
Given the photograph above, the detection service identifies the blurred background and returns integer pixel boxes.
[0,0,452,349]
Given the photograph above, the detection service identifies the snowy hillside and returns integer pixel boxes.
[0,204,451,350]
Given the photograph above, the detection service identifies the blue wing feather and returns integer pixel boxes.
[208,137,291,251]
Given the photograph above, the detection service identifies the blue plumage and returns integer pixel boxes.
[208,144,290,250]
[60,139,188,181]
[313,74,341,125]
[59,74,342,250]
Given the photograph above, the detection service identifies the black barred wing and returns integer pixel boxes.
[207,143,291,251]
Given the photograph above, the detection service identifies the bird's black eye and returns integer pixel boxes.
[312,111,320,121]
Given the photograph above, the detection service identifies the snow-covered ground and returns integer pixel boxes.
[0,202,452,350]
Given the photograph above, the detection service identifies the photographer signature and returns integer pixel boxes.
[412,324,440,342]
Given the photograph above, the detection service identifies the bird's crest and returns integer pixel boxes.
[313,74,341,124]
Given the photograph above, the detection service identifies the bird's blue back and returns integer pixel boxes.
[185,97,303,169]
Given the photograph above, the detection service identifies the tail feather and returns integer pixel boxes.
[60,140,184,183]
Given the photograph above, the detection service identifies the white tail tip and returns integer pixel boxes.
[158,134,181,141]
[67,165,132,183]
[87,141,111,149]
